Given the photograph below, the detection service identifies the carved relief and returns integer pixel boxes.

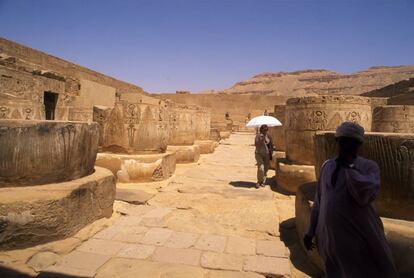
[0,106,10,119]
[309,110,327,130]
[346,111,361,123]
[285,95,372,165]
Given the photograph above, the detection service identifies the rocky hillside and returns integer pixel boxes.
[221,66,414,96]
[362,77,414,105]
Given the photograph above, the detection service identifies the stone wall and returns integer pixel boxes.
[314,131,414,221]
[0,38,157,124]
[0,55,68,120]
[156,93,286,123]
[0,38,145,96]
[372,105,414,133]
[285,95,372,165]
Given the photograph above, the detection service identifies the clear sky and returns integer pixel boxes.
[1,0,413,93]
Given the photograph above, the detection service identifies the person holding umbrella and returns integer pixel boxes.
[246,114,282,188]
[255,124,273,188]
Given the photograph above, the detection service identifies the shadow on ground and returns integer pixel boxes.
[279,218,324,278]
[0,266,84,278]
[229,175,295,195]
[228,181,257,188]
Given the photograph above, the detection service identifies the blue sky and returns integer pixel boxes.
[1,0,413,92]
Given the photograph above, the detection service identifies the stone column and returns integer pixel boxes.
[0,119,115,250]
[372,105,414,133]
[285,95,372,165]
[314,131,414,221]
[94,100,176,182]
[268,105,286,152]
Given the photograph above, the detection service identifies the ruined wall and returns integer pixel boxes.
[0,38,157,123]
[156,93,287,123]
[285,95,372,165]
[314,132,414,221]
[75,79,116,108]
[0,55,68,120]
[0,38,145,96]
[372,105,414,133]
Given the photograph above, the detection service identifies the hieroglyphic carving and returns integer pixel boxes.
[285,96,372,165]
[125,104,140,148]
[346,111,361,123]
[0,106,10,119]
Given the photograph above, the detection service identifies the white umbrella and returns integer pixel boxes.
[245,115,282,128]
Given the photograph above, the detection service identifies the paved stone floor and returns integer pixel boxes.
[0,133,322,278]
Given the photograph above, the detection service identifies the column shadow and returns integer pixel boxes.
[279,218,324,278]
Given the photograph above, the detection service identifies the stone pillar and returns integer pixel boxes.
[97,100,170,154]
[93,100,176,182]
[268,105,286,152]
[0,119,115,250]
[285,95,372,165]
[314,131,414,221]
[372,105,414,133]
[194,108,211,140]
[167,104,203,163]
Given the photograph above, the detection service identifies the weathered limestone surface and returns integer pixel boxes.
[0,120,99,186]
[275,160,316,193]
[195,108,211,140]
[95,152,176,182]
[220,131,231,140]
[369,97,388,112]
[285,95,372,165]
[0,99,45,120]
[295,182,414,276]
[167,145,201,163]
[372,105,414,133]
[0,38,145,96]
[314,132,414,221]
[93,101,170,154]
[0,167,116,250]
[268,105,286,151]
[294,182,324,271]
[168,104,197,145]
[195,140,217,154]
[210,128,221,141]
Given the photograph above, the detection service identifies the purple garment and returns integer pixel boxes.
[307,156,398,278]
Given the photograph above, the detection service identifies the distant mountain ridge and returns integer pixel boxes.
[362,77,414,105]
[219,65,414,96]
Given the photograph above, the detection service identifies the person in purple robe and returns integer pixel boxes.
[303,122,398,278]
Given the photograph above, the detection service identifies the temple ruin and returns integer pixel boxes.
[0,37,413,277]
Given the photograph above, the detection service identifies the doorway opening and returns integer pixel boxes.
[44,92,58,120]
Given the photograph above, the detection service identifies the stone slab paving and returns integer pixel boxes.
[34,134,297,277]
[201,252,244,271]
